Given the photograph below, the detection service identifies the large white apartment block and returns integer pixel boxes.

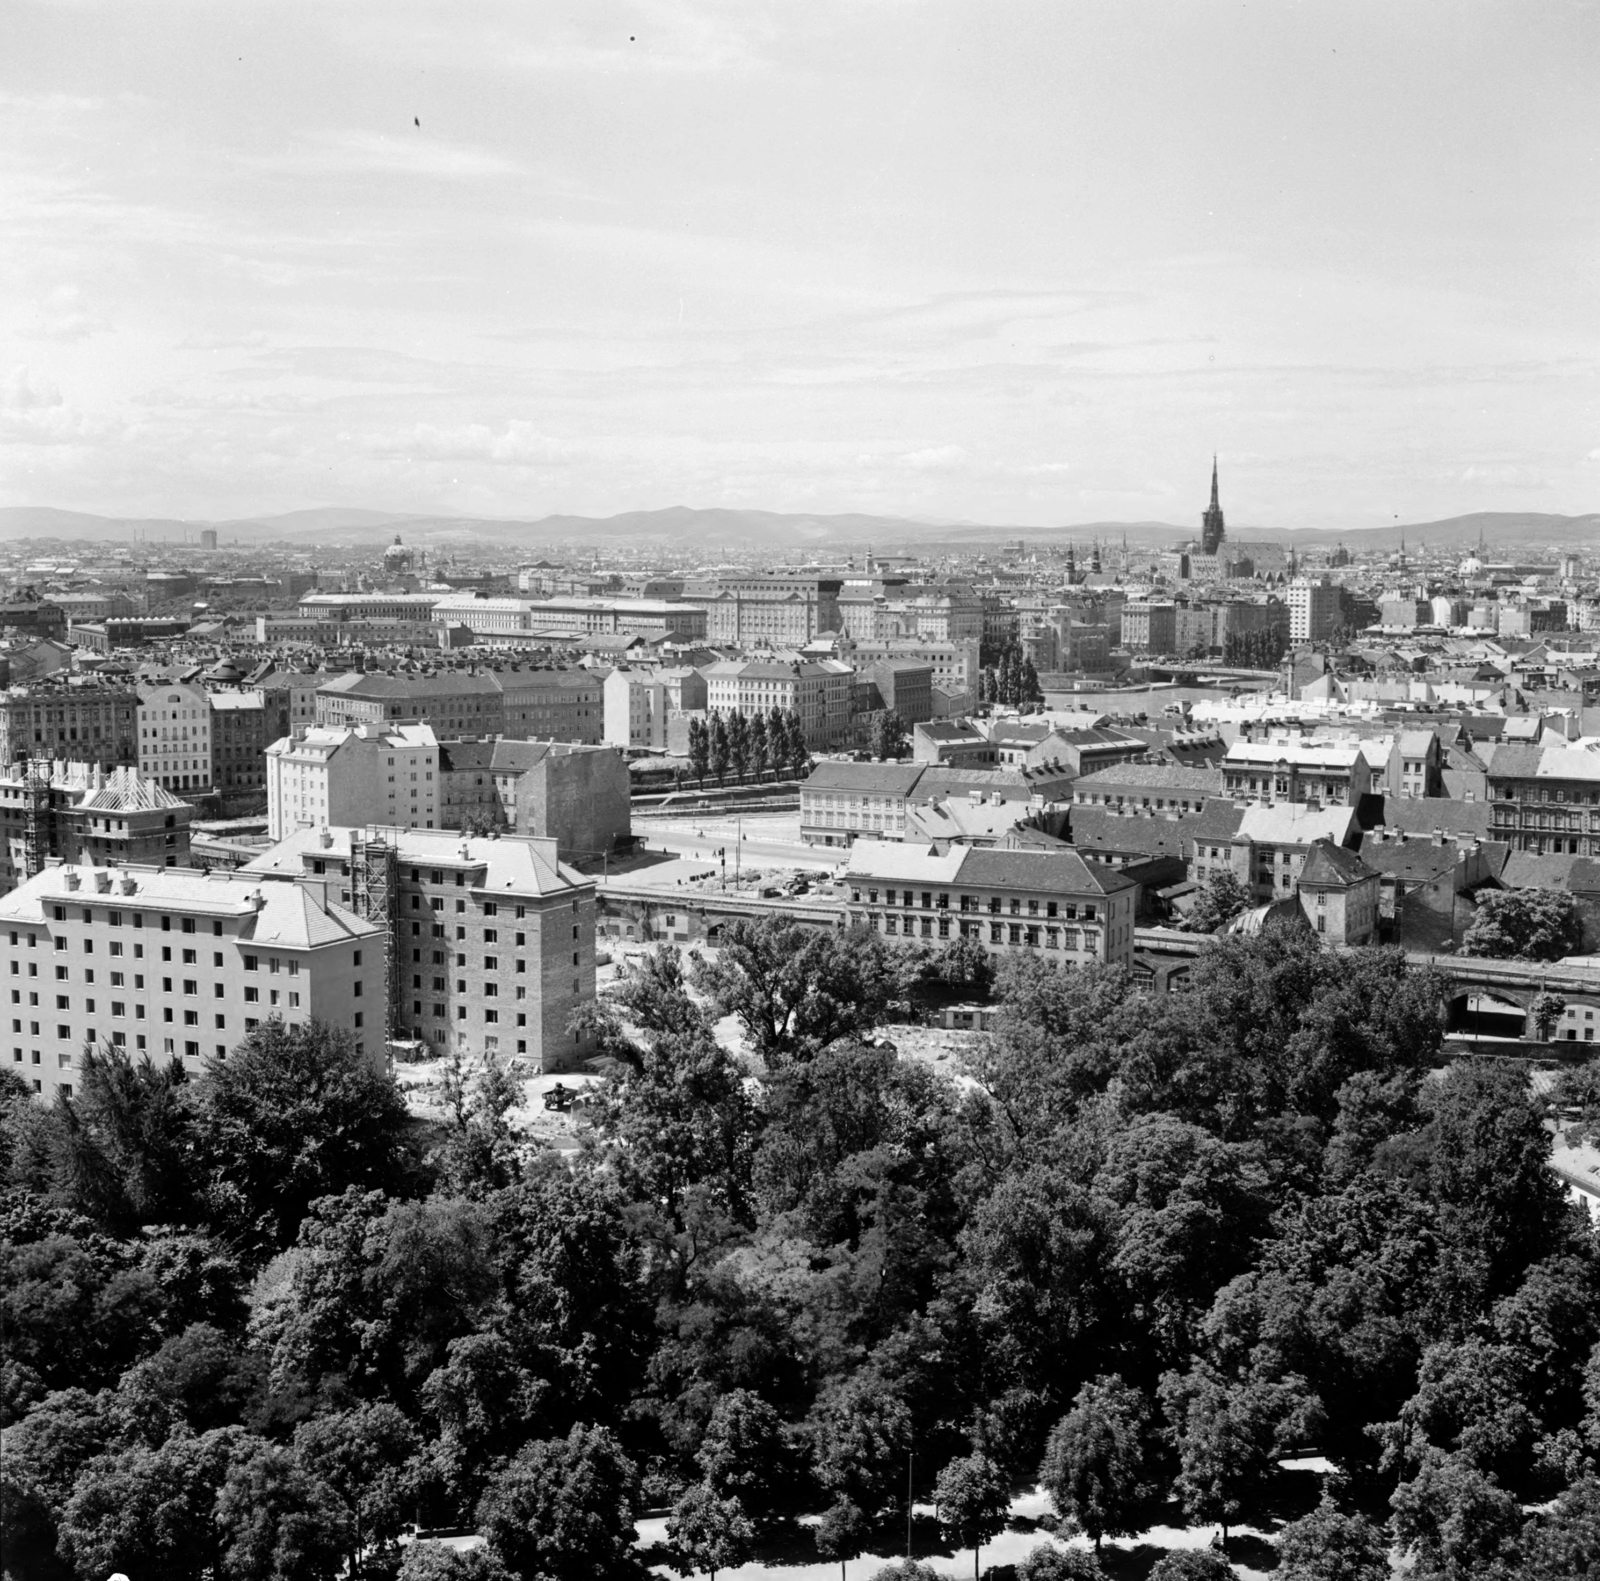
[265,724,439,839]
[603,666,708,752]
[137,680,213,792]
[701,660,854,748]
[0,859,385,1101]
[240,827,597,1071]
[1288,575,1339,644]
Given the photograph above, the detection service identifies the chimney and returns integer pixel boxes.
[93,869,111,893]
[1432,827,1444,846]
[64,870,80,891]
[319,828,333,849]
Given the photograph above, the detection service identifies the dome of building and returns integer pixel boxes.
[383,535,415,572]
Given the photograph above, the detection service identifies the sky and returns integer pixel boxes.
[2,0,1599,531]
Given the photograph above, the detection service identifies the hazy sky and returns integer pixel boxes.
[3,1,1598,529]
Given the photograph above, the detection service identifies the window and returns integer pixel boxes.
[243,955,258,971]
[244,987,259,1003]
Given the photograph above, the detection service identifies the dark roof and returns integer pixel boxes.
[1501,853,1600,894]
[1373,797,1493,839]
[1357,836,1462,883]
[1485,745,1548,781]
[1299,839,1377,888]
[804,761,927,795]
[954,845,1139,895]
[1073,763,1224,794]
[1068,808,1191,860]
[1184,798,1249,845]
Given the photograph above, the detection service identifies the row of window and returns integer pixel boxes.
[849,888,1100,921]
[860,913,1099,949]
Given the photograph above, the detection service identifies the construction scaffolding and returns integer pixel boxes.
[20,756,54,881]
[349,828,401,1040]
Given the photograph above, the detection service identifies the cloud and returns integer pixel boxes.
[369,420,574,466]
[895,444,967,470]
[0,366,118,447]
[23,285,110,342]
[246,130,528,181]
[0,367,63,412]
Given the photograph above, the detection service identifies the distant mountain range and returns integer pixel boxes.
[0,504,1592,557]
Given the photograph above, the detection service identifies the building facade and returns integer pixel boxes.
[1221,737,1374,806]
[209,691,267,794]
[241,828,597,1071]
[137,681,214,793]
[266,723,440,839]
[0,682,139,769]
[701,660,854,748]
[1288,575,1339,643]
[1488,745,1600,856]
[0,860,385,1101]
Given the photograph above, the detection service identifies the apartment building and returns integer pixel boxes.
[1190,802,1363,903]
[1221,736,1374,806]
[0,681,139,769]
[299,593,444,624]
[846,639,981,697]
[266,724,440,839]
[701,660,854,748]
[54,590,140,626]
[1288,574,1339,643]
[1071,763,1224,813]
[1488,744,1600,856]
[240,827,596,1071]
[498,668,603,745]
[0,764,191,895]
[315,672,505,736]
[137,680,213,793]
[800,761,927,845]
[0,859,384,1101]
[430,594,706,642]
[857,661,934,727]
[841,840,1139,967]
[209,691,267,794]
[436,740,630,862]
[1295,840,1381,945]
[681,576,842,645]
[603,666,709,751]
[1121,602,1178,654]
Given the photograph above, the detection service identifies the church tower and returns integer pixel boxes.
[1200,456,1226,555]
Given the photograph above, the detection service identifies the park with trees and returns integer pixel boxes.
[4,925,1600,1581]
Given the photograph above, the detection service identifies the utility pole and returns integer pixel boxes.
[735,814,742,887]
[906,1447,914,1564]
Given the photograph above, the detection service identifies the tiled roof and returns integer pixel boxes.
[1375,797,1493,838]
[1235,803,1360,845]
[1073,763,1224,793]
[803,762,927,796]
[1299,839,1376,888]
[1068,808,1191,859]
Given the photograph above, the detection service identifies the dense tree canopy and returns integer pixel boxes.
[1460,887,1586,963]
[1,934,1595,1579]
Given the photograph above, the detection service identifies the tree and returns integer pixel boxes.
[809,1377,913,1524]
[668,1483,755,1581]
[1461,889,1585,963]
[293,1402,421,1577]
[688,717,710,784]
[1184,871,1251,935]
[1018,1548,1105,1580]
[869,710,909,761]
[781,709,810,776]
[709,713,731,787]
[816,1497,870,1581]
[1389,1451,1522,1581]
[1038,1376,1151,1550]
[214,1440,351,1581]
[750,713,771,781]
[1275,1496,1389,1581]
[728,710,752,782]
[398,1545,512,1581]
[194,1019,412,1256]
[1519,1476,1600,1581]
[692,915,904,1064]
[1159,1367,1321,1542]
[1532,992,1568,1042]
[933,1450,1011,1581]
[697,1388,790,1516]
[475,1424,641,1581]
[1147,1556,1236,1581]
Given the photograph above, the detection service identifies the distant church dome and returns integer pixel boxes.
[383,535,415,573]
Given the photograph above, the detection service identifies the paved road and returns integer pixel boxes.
[634,828,844,873]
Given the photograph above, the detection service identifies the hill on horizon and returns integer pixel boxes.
[0,503,1591,555]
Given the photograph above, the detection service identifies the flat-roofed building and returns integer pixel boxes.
[0,859,385,1101]
[266,723,439,839]
[298,592,444,624]
[1121,601,1178,654]
[842,839,1139,967]
[137,680,213,793]
[442,595,705,641]
[1221,736,1373,807]
[240,827,596,1070]
[681,576,841,645]
[1288,574,1339,643]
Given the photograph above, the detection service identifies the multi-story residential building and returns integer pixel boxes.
[137,680,214,793]
[315,672,505,736]
[1071,763,1224,813]
[497,668,604,744]
[912,721,998,766]
[69,617,193,653]
[1221,736,1374,806]
[846,639,980,697]
[1361,728,1444,800]
[254,668,330,743]
[0,680,139,769]
[1121,601,1178,654]
[1190,802,1363,903]
[1295,839,1381,945]
[1487,744,1600,856]
[681,576,842,645]
[240,827,595,1070]
[266,723,439,839]
[800,761,927,845]
[299,592,445,624]
[430,594,705,642]
[1288,574,1339,643]
[0,593,67,641]
[841,840,1139,967]
[701,660,854,748]
[0,859,385,1101]
[883,586,983,643]
[209,691,267,794]
[603,666,709,751]
[857,661,934,726]
[436,740,630,863]
[0,764,191,894]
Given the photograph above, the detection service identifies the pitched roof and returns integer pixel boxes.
[1374,796,1493,839]
[1068,808,1191,860]
[1235,803,1360,846]
[804,761,927,796]
[1299,839,1377,888]
[1073,763,1224,794]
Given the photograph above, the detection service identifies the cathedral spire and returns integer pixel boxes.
[1210,454,1220,511]
[1200,456,1226,555]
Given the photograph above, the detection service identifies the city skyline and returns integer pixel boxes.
[4,2,1599,530]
